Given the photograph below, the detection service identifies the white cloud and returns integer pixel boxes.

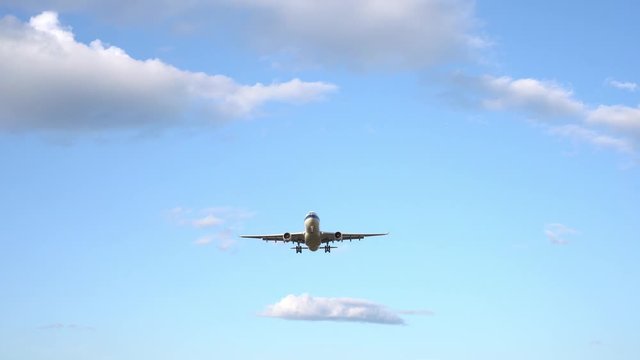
[168,206,191,217]
[451,73,639,155]
[587,105,640,136]
[192,214,224,228]
[261,294,405,325]
[0,11,336,133]
[544,223,577,245]
[1,0,202,18]
[606,79,637,92]
[457,74,586,118]
[194,235,214,246]
[169,206,253,229]
[39,323,94,330]
[39,323,66,329]
[194,230,236,251]
[170,206,249,251]
[232,0,486,69]
[550,124,635,154]
[2,1,486,69]
[213,229,235,251]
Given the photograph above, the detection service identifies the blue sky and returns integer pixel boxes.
[1,1,639,359]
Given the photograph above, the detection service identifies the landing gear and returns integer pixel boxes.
[295,245,302,254]
[324,244,331,253]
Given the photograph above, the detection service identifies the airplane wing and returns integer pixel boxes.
[321,232,388,243]
[241,232,305,243]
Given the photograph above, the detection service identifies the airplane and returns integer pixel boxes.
[241,211,388,253]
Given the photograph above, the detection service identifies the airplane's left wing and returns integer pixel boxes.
[241,232,304,243]
[321,232,388,243]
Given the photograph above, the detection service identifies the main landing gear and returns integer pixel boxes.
[295,245,303,254]
[324,244,331,253]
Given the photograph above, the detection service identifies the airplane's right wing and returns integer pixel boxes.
[240,232,304,243]
[340,232,388,241]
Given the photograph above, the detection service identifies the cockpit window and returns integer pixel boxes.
[305,212,319,221]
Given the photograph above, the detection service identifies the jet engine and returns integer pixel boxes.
[283,232,291,241]
[334,231,342,240]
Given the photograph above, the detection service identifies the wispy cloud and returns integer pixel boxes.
[544,223,577,245]
[0,12,336,133]
[168,206,191,217]
[549,124,635,154]
[192,214,224,228]
[168,207,252,228]
[39,323,94,331]
[449,73,639,155]
[214,228,238,251]
[397,309,435,316]
[169,206,251,251]
[194,235,214,246]
[261,294,425,325]
[606,78,637,92]
[193,230,236,251]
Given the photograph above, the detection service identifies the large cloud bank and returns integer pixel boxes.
[0,11,335,132]
[2,0,485,69]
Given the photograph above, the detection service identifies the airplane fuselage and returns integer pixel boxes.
[304,212,321,251]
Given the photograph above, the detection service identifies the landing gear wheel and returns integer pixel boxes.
[324,245,331,253]
[296,245,302,254]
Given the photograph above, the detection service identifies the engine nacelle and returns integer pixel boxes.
[334,231,342,240]
[283,232,291,241]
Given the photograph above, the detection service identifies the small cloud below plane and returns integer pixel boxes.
[241,211,388,253]
[261,294,432,325]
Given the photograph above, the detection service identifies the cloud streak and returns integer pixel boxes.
[194,230,235,250]
[192,214,224,228]
[606,79,637,92]
[0,11,336,133]
[549,124,634,154]
[38,323,94,330]
[544,223,577,245]
[168,206,253,228]
[169,206,251,251]
[450,73,639,154]
[261,294,409,325]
